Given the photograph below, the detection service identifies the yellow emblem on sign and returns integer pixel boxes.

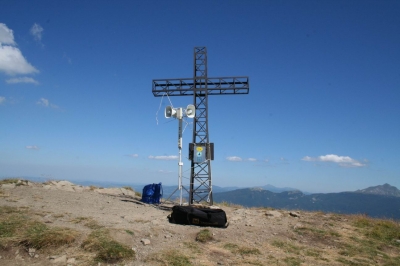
[196,147,203,151]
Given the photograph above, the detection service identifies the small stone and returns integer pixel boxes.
[141,238,151,245]
[35,254,39,258]
[67,257,76,264]
[52,255,67,263]
[293,223,303,229]
[395,239,400,244]
[266,210,282,218]
[28,248,36,253]
[289,212,300,218]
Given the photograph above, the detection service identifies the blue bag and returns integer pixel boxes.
[141,183,163,204]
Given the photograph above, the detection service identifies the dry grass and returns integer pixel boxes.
[215,201,243,208]
[146,249,192,266]
[81,228,135,263]
[0,206,78,249]
[223,242,261,256]
[122,186,133,191]
[195,229,214,243]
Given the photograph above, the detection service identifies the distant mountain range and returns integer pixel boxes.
[213,184,400,219]
[355,183,400,197]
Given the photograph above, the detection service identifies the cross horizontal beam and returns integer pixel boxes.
[152,77,249,96]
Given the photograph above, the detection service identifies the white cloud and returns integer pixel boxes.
[6,77,39,85]
[126,154,139,158]
[302,154,366,168]
[247,158,257,162]
[30,23,43,42]
[36,98,59,109]
[158,170,173,173]
[148,155,178,160]
[0,23,16,45]
[26,145,39,150]
[0,96,5,104]
[0,23,39,77]
[37,98,49,106]
[0,45,39,75]
[226,156,242,162]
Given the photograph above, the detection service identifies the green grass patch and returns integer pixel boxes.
[24,221,78,249]
[336,257,362,266]
[125,230,134,235]
[148,249,192,266]
[295,226,341,240]
[195,229,213,243]
[82,228,135,263]
[304,248,323,258]
[0,206,78,249]
[223,243,239,251]
[0,178,20,185]
[353,215,400,244]
[283,256,302,266]
[272,240,301,255]
[223,242,261,256]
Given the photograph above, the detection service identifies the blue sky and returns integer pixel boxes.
[1,0,399,193]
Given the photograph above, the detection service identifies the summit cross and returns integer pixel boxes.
[152,47,249,205]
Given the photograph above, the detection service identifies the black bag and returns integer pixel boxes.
[169,205,228,228]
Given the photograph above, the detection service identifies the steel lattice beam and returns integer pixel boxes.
[152,47,249,205]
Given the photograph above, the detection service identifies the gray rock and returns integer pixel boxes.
[289,211,300,218]
[28,248,36,257]
[141,238,151,245]
[266,210,282,218]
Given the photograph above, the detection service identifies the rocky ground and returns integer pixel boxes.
[0,179,399,266]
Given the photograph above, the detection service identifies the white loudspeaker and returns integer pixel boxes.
[165,106,176,118]
[186,104,195,118]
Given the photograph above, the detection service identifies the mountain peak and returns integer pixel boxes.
[356,183,400,197]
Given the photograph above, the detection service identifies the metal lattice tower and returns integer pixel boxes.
[152,47,249,205]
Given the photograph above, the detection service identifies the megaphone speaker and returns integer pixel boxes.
[186,104,196,118]
[165,106,176,118]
